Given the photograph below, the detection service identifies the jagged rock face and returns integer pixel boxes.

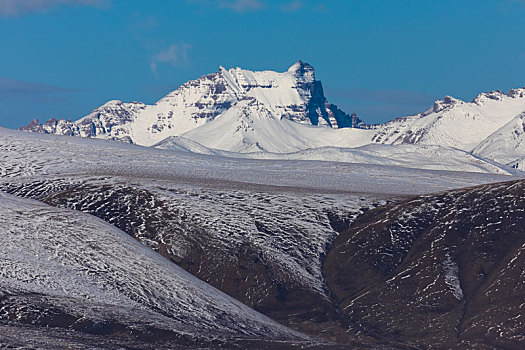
[324,179,525,349]
[302,79,365,129]
[20,61,361,147]
[20,101,146,143]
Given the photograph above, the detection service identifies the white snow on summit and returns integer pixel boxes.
[22,61,359,148]
[370,89,525,151]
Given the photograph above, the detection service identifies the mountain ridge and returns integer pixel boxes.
[17,62,525,169]
[371,87,525,150]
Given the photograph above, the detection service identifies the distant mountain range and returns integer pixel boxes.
[20,62,525,170]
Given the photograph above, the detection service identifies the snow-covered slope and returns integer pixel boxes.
[1,127,515,195]
[0,192,301,344]
[155,136,517,175]
[180,99,373,153]
[472,112,525,170]
[246,144,518,175]
[21,61,363,147]
[370,89,525,150]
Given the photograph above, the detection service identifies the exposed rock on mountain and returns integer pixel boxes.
[20,101,147,143]
[20,61,365,147]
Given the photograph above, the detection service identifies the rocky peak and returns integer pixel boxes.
[507,87,525,98]
[287,60,315,83]
[19,119,46,133]
[19,61,365,147]
[427,95,461,114]
[472,90,506,105]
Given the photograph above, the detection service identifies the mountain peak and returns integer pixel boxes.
[287,60,315,81]
[100,99,125,107]
[427,95,462,114]
[472,90,506,105]
[288,60,310,71]
[507,87,525,98]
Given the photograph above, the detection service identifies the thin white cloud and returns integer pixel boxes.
[0,0,108,17]
[186,0,264,13]
[217,0,263,12]
[150,44,190,76]
[280,0,303,12]
[0,77,79,97]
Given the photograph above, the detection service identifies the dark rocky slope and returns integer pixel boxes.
[325,179,525,349]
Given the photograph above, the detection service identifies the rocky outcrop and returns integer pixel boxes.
[20,100,146,143]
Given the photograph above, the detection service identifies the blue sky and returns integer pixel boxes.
[1,0,525,128]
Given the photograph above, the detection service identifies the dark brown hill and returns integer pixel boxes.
[325,179,525,348]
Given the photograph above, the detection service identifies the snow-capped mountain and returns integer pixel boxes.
[371,88,525,150]
[165,84,525,157]
[20,61,365,147]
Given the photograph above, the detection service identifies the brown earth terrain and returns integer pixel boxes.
[1,179,524,348]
